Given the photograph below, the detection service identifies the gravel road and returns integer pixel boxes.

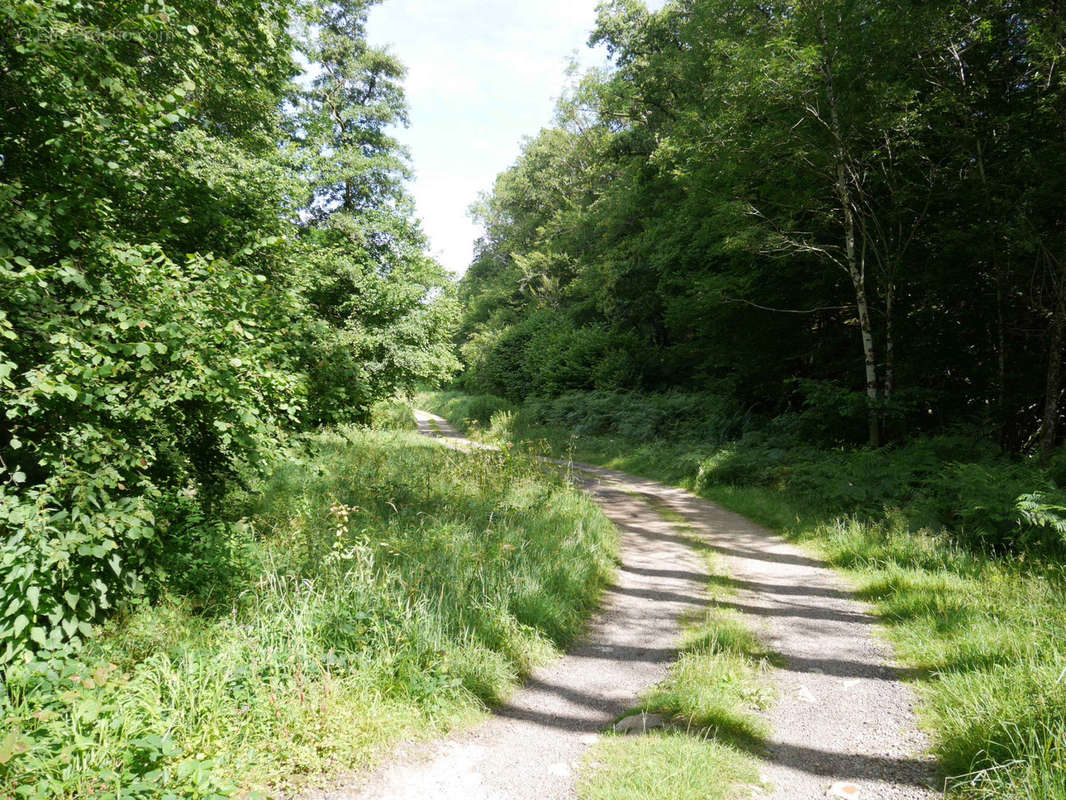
[310,411,940,800]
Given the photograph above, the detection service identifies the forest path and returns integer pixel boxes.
[314,411,939,800]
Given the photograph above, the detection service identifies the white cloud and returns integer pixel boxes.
[367,0,612,274]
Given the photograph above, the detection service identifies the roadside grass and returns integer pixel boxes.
[578,502,772,800]
[368,397,418,431]
[578,733,759,800]
[422,390,1066,800]
[0,425,617,799]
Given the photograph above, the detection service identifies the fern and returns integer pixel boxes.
[1016,492,1066,545]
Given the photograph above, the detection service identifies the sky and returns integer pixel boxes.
[365,1,662,275]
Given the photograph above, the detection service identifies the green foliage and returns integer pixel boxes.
[455,0,1066,451]
[292,230,459,427]
[696,437,1066,556]
[521,392,747,444]
[0,429,617,797]
[416,391,517,433]
[1,659,235,800]
[0,0,458,669]
[291,0,409,219]
[1015,493,1066,549]
[461,312,641,400]
[0,241,302,665]
[422,390,747,447]
[369,399,418,431]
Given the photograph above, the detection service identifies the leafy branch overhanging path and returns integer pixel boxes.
[313,411,939,800]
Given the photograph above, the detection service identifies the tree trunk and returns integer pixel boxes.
[850,253,881,447]
[821,17,880,446]
[885,281,895,402]
[1038,276,1066,462]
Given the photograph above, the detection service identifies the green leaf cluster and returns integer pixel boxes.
[0,0,457,675]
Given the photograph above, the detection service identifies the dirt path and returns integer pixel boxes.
[314,412,939,800]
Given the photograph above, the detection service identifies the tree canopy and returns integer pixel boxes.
[457,0,1065,453]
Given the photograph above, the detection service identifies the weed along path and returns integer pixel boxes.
[319,411,939,800]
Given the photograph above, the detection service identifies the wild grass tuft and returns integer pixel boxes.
[578,732,761,800]
[368,398,419,430]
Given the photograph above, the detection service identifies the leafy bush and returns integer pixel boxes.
[521,391,748,443]
[462,312,644,400]
[0,243,302,665]
[0,0,459,669]
[695,432,1066,555]
[919,463,1065,553]
[369,399,418,430]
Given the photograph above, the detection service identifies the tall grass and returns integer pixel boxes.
[0,427,616,798]
[423,390,1066,800]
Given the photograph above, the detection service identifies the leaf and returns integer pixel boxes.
[186,24,199,35]
[29,626,46,647]
[80,698,101,723]
[12,614,28,637]
[0,733,26,764]
[26,585,39,611]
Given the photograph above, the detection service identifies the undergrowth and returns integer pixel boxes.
[423,389,1066,800]
[0,425,616,798]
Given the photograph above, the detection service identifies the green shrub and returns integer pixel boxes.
[0,0,459,672]
[369,399,418,430]
[462,312,645,400]
[0,243,303,666]
[521,391,747,443]
[919,463,1064,553]
[693,430,1063,556]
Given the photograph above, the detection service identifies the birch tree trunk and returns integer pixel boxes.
[885,281,895,402]
[821,16,880,446]
[1039,273,1066,461]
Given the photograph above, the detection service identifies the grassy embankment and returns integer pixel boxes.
[0,404,616,799]
[419,390,1066,800]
